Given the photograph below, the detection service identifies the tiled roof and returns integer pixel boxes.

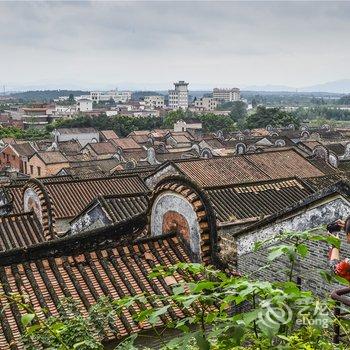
[325,143,346,156]
[9,175,149,219]
[112,165,158,179]
[128,130,151,136]
[243,150,324,179]
[35,151,68,164]
[57,127,98,134]
[100,194,148,223]
[60,165,106,177]
[10,143,36,157]
[174,155,268,187]
[79,193,149,224]
[0,212,44,251]
[169,134,191,144]
[201,138,226,149]
[100,130,119,140]
[205,178,313,223]
[307,157,339,174]
[111,138,142,150]
[71,158,121,170]
[0,138,15,145]
[0,226,193,349]
[86,142,118,155]
[155,150,199,162]
[58,140,82,155]
[129,134,149,144]
[172,149,325,188]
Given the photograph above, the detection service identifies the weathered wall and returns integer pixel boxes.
[236,195,350,297]
[70,204,111,235]
[145,164,180,189]
[23,187,43,224]
[150,191,201,257]
[57,132,100,147]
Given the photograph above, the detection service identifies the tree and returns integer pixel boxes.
[229,101,247,122]
[163,109,187,128]
[68,94,75,104]
[245,106,300,129]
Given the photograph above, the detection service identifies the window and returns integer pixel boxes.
[12,155,15,160]
[6,155,9,162]
[30,165,33,175]
[37,167,41,176]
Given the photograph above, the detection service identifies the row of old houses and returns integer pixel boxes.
[0,123,350,181]
[0,124,350,347]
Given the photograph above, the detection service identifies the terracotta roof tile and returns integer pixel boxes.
[57,127,98,134]
[111,138,142,150]
[205,178,313,223]
[0,212,44,251]
[85,142,118,155]
[100,130,119,140]
[35,151,68,164]
[0,228,193,349]
[173,149,325,187]
[10,143,36,157]
[9,175,148,219]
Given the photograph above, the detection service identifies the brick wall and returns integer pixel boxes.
[0,147,22,171]
[236,195,350,297]
[27,155,69,177]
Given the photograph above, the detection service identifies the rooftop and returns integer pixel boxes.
[56,127,98,135]
[205,178,314,224]
[0,218,194,349]
[0,212,45,251]
[171,149,325,187]
[35,151,68,164]
[9,174,149,219]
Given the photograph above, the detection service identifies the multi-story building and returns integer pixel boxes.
[90,90,132,103]
[213,88,240,102]
[76,99,93,112]
[194,97,218,111]
[168,81,189,110]
[144,95,165,109]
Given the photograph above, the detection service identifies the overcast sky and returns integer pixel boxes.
[1,1,350,91]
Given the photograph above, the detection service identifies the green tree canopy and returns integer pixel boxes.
[245,106,300,129]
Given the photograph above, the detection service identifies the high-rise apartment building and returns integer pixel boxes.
[168,81,189,110]
[212,88,240,102]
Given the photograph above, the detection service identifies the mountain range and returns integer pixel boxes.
[243,79,350,93]
[3,79,350,94]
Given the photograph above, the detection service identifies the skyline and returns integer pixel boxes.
[1,1,350,91]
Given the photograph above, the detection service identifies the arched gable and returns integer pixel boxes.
[148,177,218,265]
[22,178,56,240]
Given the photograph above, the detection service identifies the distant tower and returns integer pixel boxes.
[168,81,189,110]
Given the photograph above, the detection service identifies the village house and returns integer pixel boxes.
[0,142,36,173]
[26,151,69,177]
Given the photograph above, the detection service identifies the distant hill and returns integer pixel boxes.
[242,84,296,92]
[243,80,350,94]
[8,90,89,102]
[300,79,350,93]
